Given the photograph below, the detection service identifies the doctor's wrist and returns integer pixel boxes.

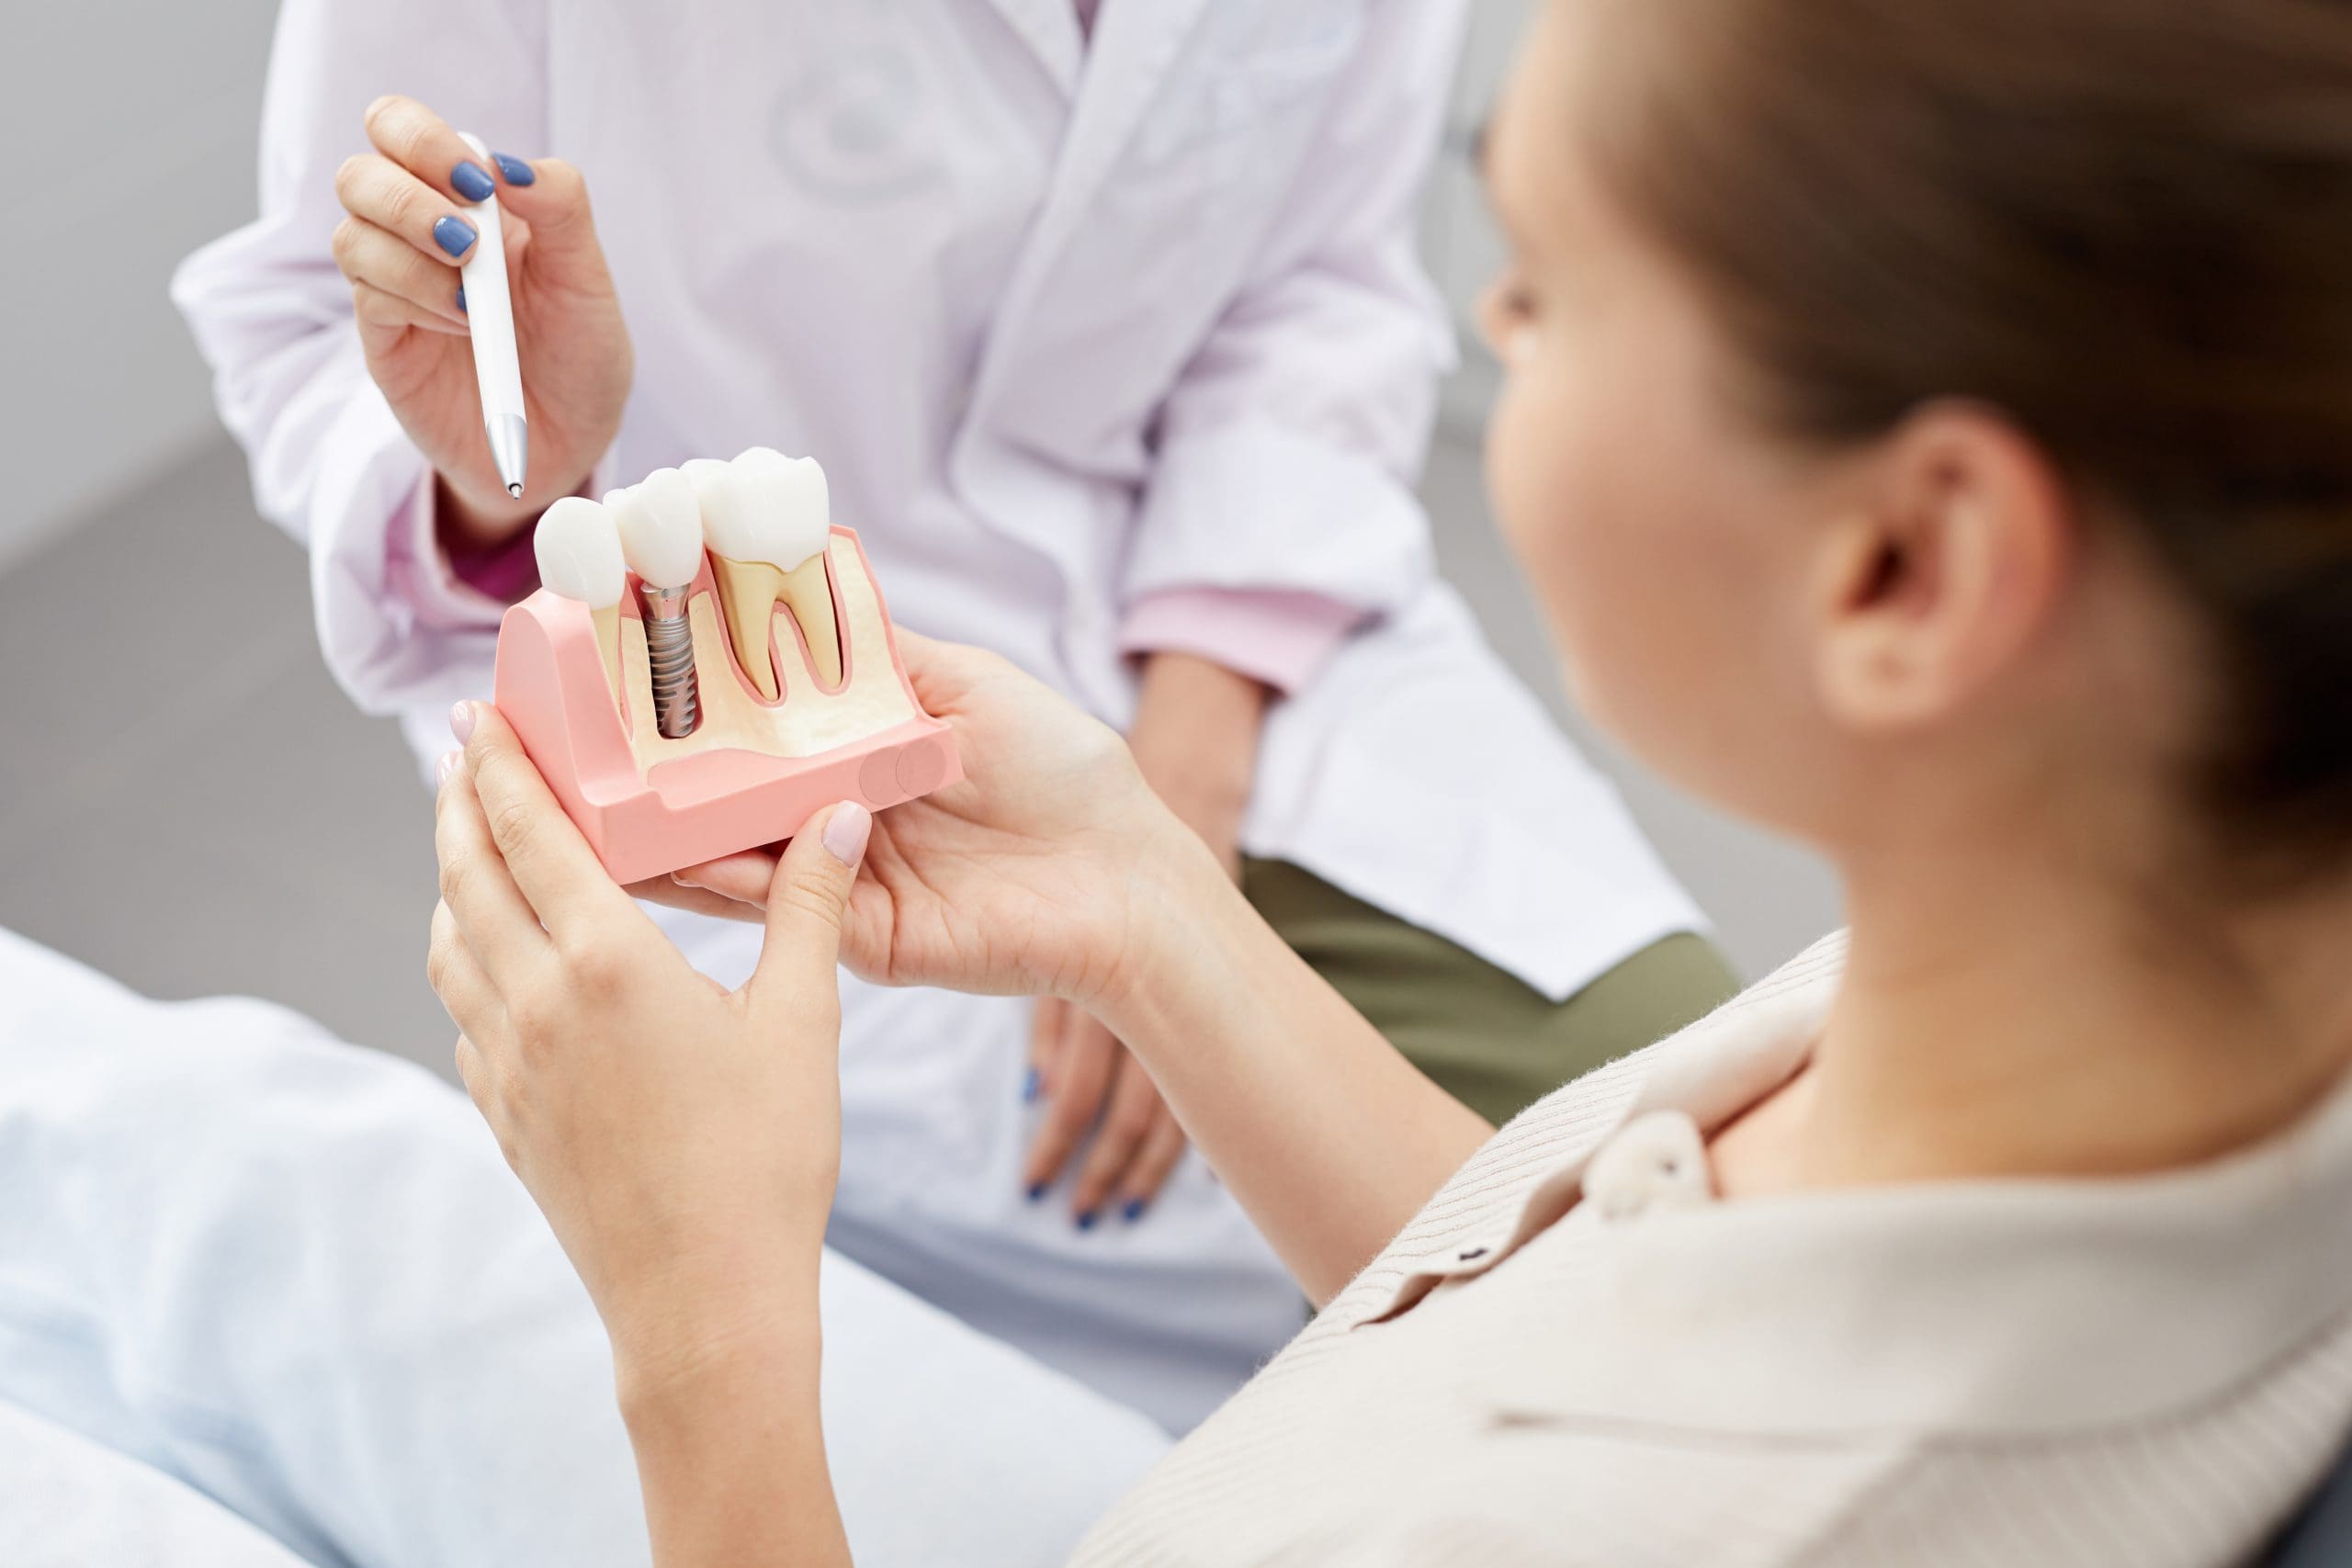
[435,462,604,557]
[434,470,541,553]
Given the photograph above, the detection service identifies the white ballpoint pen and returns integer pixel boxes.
[455,130,527,498]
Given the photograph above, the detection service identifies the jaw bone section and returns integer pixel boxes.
[616,534,914,766]
[699,448,841,699]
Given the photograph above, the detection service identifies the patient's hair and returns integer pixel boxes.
[1589,0,2352,876]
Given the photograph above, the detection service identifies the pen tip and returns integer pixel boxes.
[507,482,524,498]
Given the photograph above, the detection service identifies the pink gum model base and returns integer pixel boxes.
[492,526,962,886]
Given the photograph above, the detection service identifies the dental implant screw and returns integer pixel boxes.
[636,583,700,739]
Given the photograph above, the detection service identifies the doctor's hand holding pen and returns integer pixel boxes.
[331,95,631,553]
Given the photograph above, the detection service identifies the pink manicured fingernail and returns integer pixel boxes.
[821,802,872,867]
[449,701,477,743]
[435,750,460,789]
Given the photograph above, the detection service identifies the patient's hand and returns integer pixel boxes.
[653,633,1208,1017]
[434,702,859,1563]
[429,702,860,1371]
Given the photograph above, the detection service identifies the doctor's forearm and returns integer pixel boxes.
[1128,652,1267,848]
[1096,829,1492,1305]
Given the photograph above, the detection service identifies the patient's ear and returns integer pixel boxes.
[1810,403,2072,733]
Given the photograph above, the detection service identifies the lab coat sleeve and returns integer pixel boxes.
[1116,586,1363,694]
[169,0,548,716]
[1120,0,1467,637]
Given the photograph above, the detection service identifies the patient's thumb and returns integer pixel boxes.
[751,802,870,998]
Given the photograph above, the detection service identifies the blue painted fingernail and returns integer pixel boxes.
[1025,1182,1046,1203]
[451,160,495,202]
[1076,1210,1099,1232]
[455,285,467,313]
[1122,1198,1148,1224]
[1021,1067,1041,1104]
[433,216,477,257]
[492,152,536,186]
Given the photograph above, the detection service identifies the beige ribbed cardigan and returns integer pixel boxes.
[1073,936,2352,1564]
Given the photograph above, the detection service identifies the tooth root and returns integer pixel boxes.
[590,604,624,705]
[778,554,842,688]
[710,557,788,701]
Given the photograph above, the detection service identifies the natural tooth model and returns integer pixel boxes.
[611,468,707,739]
[699,446,840,699]
[531,495,628,694]
[680,457,732,508]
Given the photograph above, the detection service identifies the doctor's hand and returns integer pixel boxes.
[334,95,632,553]
[428,700,861,1378]
[1020,654,1264,1225]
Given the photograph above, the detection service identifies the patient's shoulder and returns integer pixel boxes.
[1317,933,1848,1332]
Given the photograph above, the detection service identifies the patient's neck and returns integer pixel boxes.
[1731,833,2352,1195]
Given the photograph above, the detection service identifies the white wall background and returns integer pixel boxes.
[0,0,284,569]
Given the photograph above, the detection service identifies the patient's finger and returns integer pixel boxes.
[668,848,779,911]
[1023,1011,1115,1201]
[1115,1118,1191,1223]
[453,1033,517,1164]
[1069,1049,1171,1224]
[459,702,635,937]
[435,760,551,985]
[455,1033,487,1108]
[627,874,761,923]
[426,899,505,1045]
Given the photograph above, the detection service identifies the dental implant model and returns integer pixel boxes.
[700,447,840,698]
[611,468,706,739]
[492,449,960,885]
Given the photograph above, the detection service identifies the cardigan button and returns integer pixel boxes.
[1583,1111,1713,1222]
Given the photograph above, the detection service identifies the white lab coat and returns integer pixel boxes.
[175,0,1704,1432]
